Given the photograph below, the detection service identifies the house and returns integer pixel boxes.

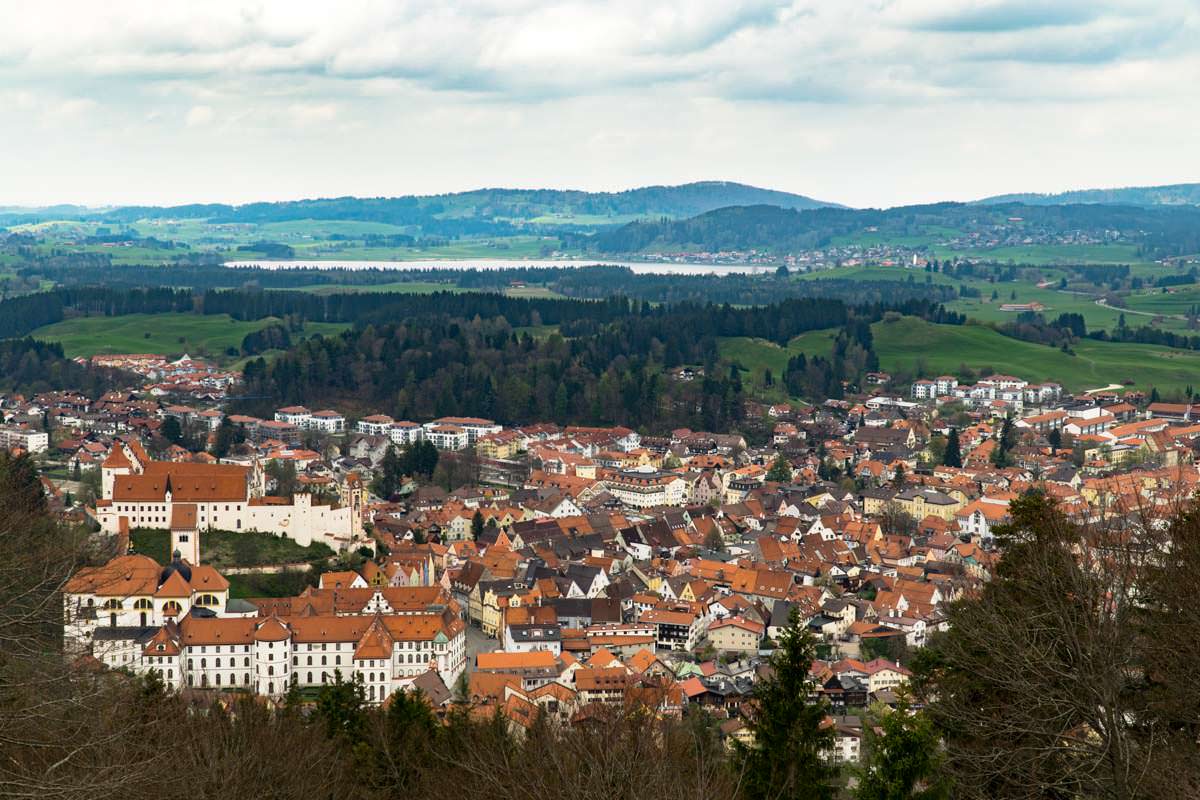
[955,498,1011,542]
[503,624,563,656]
[707,616,764,656]
[639,608,705,652]
[475,650,562,691]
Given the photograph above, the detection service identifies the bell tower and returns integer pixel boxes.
[170,514,201,564]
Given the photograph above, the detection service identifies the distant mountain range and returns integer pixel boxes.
[0,182,840,228]
[975,183,1200,207]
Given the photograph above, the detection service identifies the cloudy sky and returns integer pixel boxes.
[1,0,1198,208]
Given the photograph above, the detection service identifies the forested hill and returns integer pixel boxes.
[4,182,837,227]
[582,201,1200,257]
[976,182,1200,207]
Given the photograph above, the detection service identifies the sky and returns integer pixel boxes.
[1,0,1199,209]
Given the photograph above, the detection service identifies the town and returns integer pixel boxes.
[5,4,1199,794]
[1,335,1189,769]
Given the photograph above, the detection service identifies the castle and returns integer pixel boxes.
[94,439,365,552]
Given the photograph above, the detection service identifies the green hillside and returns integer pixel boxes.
[720,316,1200,394]
[31,313,348,362]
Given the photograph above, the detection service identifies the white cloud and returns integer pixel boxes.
[184,104,215,126]
[0,1,1197,206]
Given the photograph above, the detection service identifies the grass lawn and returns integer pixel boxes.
[719,329,837,377]
[31,313,348,362]
[226,570,319,599]
[1124,286,1200,317]
[297,281,466,295]
[130,528,333,569]
[514,324,563,339]
[503,285,565,299]
[720,316,1200,394]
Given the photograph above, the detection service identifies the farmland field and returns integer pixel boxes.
[797,263,1192,334]
[31,313,348,361]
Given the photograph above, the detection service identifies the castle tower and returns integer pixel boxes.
[100,443,133,500]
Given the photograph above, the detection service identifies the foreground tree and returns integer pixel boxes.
[854,699,949,800]
[736,608,837,800]
[915,493,1196,800]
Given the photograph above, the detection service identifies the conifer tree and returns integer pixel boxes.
[943,428,962,468]
[736,608,837,800]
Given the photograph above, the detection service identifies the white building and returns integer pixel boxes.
[63,553,231,652]
[387,421,424,447]
[424,424,469,451]
[274,406,312,427]
[308,410,346,434]
[604,471,687,509]
[356,415,395,437]
[94,440,365,551]
[424,416,501,444]
[0,425,49,454]
[68,555,466,704]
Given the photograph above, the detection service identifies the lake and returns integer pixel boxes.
[223,258,777,276]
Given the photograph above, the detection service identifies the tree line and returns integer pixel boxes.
[0,338,132,396]
[234,297,951,428]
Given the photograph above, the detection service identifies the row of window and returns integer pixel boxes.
[113,504,244,513]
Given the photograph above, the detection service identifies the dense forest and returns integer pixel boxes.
[13,262,962,309]
[0,338,132,396]
[235,296,956,428]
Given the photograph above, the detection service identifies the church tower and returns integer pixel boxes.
[169,503,201,564]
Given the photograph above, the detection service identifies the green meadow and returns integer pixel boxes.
[31,313,348,361]
[720,316,1200,395]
